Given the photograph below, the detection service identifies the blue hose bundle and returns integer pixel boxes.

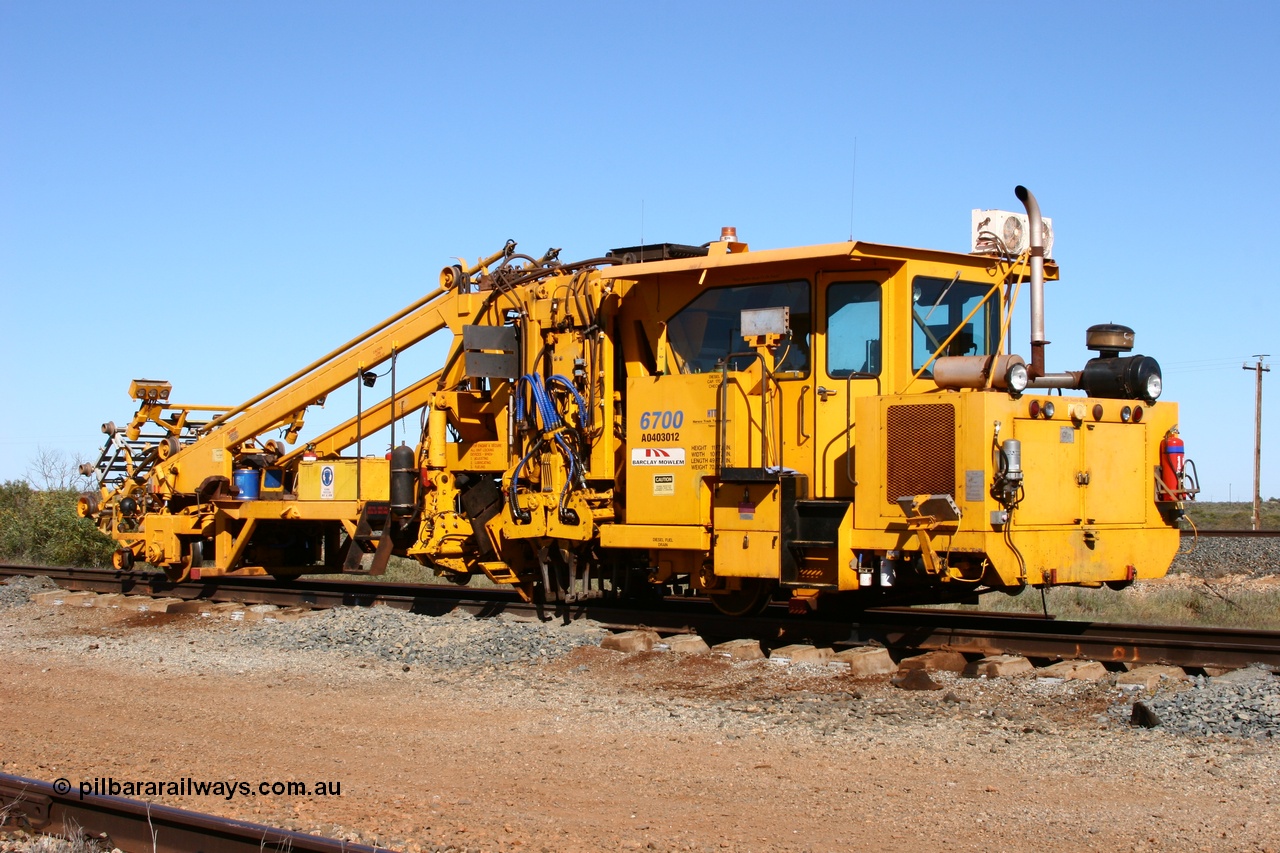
[547,374,591,428]
[511,373,589,522]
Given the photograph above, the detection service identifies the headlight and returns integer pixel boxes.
[1145,373,1162,402]
[1005,361,1028,396]
[1080,354,1163,404]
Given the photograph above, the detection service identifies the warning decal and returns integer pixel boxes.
[630,447,686,466]
[320,464,335,499]
[653,473,675,495]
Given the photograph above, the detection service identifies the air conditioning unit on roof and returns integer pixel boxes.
[971,209,1054,259]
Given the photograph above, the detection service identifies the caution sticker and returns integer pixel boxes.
[653,473,675,496]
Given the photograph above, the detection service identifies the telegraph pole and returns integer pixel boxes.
[1243,355,1270,530]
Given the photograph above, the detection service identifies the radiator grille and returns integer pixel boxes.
[885,404,956,503]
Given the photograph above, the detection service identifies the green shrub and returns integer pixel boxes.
[0,480,114,568]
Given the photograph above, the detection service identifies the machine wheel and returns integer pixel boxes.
[111,548,134,571]
[157,437,180,460]
[164,539,203,583]
[710,579,777,617]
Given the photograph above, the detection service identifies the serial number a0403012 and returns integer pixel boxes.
[641,431,680,442]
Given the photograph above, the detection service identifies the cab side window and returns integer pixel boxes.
[826,282,881,376]
[910,275,997,374]
[666,280,810,376]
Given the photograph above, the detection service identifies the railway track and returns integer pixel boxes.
[4,561,1280,671]
[0,771,381,853]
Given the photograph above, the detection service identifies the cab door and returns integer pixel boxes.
[812,274,886,499]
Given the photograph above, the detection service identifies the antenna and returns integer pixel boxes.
[640,199,645,262]
[848,136,858,241]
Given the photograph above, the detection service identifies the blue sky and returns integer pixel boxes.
[2,1,1276,501]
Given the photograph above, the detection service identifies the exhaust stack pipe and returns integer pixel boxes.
[1015,185,1046,378]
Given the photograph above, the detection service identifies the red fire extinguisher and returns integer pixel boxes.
[1159,429,1186,500]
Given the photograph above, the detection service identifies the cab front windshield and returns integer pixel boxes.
[910,275,999,374]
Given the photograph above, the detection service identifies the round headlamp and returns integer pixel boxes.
[1080,354,1164,405]
[1145,372,1162,403]
[1005,361,1028,397]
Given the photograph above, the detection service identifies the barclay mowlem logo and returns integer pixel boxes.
[630,447,685,466]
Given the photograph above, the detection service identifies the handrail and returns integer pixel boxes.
[717,352,775,477]
[843,371,880,492]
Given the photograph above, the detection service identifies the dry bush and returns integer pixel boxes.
[957,581,1280,629]
[1183,500,1280,530]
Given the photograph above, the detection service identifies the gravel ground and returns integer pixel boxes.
[8,574,1276,748]
[241,603,1280,745]
[251,606,609,669]
[2,573,1277,744]
[1169,535,1280,578]
[2,578,1280,851]
[3,567,1280,851]
[0,576,56,610]
[0,832,118,853]
[1132,666,1280,739]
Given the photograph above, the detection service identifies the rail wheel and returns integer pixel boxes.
[710,578,776,617]
[164,539,204,583]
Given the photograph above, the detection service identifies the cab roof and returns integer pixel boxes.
[597,240,1059,281]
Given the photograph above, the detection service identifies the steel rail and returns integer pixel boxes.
[4,563,1280,671]
[844,607,1280,670]
[567,600,1280,671]
[0,563,522,616]
[0,771,384,853]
